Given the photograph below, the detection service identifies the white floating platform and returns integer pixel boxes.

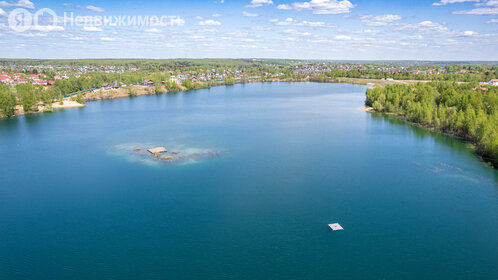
[328,223,344,231]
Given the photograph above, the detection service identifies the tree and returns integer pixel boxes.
[128,86,136,97]
[155,83,162,93]
[16,84,38,113]
[75,91,85,104]
[0,85,17,117]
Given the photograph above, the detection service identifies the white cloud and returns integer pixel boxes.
[100,37,116,41]
[287,0,355,14]
[86,5,105,13]
[17,32,46,37]
[226,30,249,37]
[488,18,498,23]
[397,21,449,34]
[151,18,185,26]
[462,30,477,36]
[477,0,498,6]
[406,35,424,40]
[277,4,292,9]
[432,0,478,6]
[252,26,272,31]
[212,13,222,17]
[146,28,161,33]
[31,25,65,32]
[0,0,34,9]
[451,0,498,14]
[242,11,259,17]
[197,28,217,33]
[82,26,102,32]
[0,8,6,16]
[335,35,351,40]
[350,29,380,35]
[453,7,498,14]
[272,17,335,27]
[283,28,312,36]
[197,19,221,26]
[360,14,402,26]
[245,0,274,8]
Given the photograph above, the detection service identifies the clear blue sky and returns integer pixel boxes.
[1,0,497,60]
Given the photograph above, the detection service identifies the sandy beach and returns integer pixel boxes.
[52,100,86,109]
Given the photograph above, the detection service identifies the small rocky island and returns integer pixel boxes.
[132,146,223,163]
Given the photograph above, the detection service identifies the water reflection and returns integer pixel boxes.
[369,113,498,185]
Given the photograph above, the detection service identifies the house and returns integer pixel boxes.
[142,79,155,86]
[101,83,111,90]
[169,76,181,85]
[32,79,47,86]
[112,80,120,88]
[0,75,12,84]
[490,79,498,86]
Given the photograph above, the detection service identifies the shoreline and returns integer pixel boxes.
[13,100,85,116]
[1,77,430,119]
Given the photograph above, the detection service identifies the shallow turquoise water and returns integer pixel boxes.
[0,82,497,279]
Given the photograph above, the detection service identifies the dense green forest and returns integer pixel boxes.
[0,59,269,71]
[366,82,498,167]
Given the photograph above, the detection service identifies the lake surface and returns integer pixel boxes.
[1,82,497,279]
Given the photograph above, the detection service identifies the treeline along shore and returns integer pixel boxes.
[366,82,498,168]
[0,75,428,119]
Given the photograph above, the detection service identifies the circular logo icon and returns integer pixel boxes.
[8,8,33,32]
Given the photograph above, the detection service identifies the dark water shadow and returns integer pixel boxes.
[0,116,22,132]
[369,113,498,185]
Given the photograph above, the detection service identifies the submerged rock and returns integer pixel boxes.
[161,155,174,161]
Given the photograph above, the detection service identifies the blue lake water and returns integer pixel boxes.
[0,82,497,279]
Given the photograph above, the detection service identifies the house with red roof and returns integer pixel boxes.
[32,79,47,86]
[0,75,12,84]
